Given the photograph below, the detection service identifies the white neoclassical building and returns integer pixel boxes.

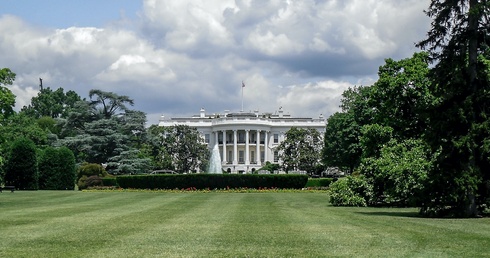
[158,107,326,173]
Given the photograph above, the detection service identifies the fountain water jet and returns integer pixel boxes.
[207,143,223,174]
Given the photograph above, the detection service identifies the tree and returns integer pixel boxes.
[59,89,148,174]
[21,87,82,119]
[0,68,16,119]
[340,86,376,126]
[119,110,147,149]
[143,125,174,170]
[162,125,209,173]
[417,0,490,217]
[38,146,76,190]
[359,124,393,160]
[107,149,152,174]
[61,117,128,165]
[258,161,281,173]
[0,113,49,148]
[277,127,323,174]
[0,113,49,186]
[369,52,433,140]
[323,112,362,173]
[88,89,134,119]
[4,137,38,190]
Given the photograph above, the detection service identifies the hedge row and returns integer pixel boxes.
[116,174,308,190]
[305,178,336,188]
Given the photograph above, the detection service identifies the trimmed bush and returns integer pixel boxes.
[305,178,335,188]
[38,146,76,190]
[101,177,118,187]
[116,174,308,190]
[4,137,38,190]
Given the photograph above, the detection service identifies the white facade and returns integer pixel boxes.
[158,108,326,173]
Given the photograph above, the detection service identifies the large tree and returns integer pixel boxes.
[0,68,16,119]
[59,89,148,174]
[323,112,361,173]
[21,87,82,119]
[417,0,490,217]
[89,89,134,119]
[162,125,209,173]
[277,127,323,174]
[143,125,174,170]
[369,52,433,140]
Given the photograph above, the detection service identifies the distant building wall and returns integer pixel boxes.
[159,108,326,173]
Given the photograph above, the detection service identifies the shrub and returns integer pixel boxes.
[101,177,118,187]
[116,174,308,190]
[305,178,335,188]
[329,175,373,207]
[77,163,108,180]
[85,175,103,188]
[77,163,108,189]
[359,139,431,207]
[77,175,88,190]
[38,146,76,190]
[4,137,38,190]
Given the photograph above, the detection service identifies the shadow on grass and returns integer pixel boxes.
[354,210,421,218]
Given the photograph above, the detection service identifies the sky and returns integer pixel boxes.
[1,0,431,125]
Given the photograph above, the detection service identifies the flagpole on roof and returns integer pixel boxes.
[241,80,245,112]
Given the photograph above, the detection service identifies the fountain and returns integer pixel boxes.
[207,143,223,174]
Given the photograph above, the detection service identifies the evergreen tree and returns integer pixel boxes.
[38,146,76,190]
[4,137,38,190]
[417,0,490,217]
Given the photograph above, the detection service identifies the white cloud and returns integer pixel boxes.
[141,0,236,50]
[0,0,431,125]
[277,80,354,118]
[247,30,304,56]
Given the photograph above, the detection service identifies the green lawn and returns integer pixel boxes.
[0,191,489,257]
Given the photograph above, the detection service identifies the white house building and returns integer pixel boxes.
[158,107,326,173]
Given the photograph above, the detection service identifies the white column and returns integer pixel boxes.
[264,131,269,162]
[214,131,219,146]
[233,130,238,165]
[256,130,261,166]
[222,130,226,165]
[245,130,250,165]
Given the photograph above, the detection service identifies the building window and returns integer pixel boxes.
[273,150,279,162]
[273,134,279,143]
[238,132,245,143]
[218,133,223,144]
[251,151,255,163]
[239,151,244,163]
[228,150,233,163]
[261,151,265,162]
[205,134,210,144]
[260,134,265,144]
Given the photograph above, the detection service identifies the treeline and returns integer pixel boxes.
[324,1,490,217]
[0,72,210,189]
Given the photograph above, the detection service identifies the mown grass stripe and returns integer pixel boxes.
[1,191,489,257]
[0,192,194,257]
[88,193,245,257]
